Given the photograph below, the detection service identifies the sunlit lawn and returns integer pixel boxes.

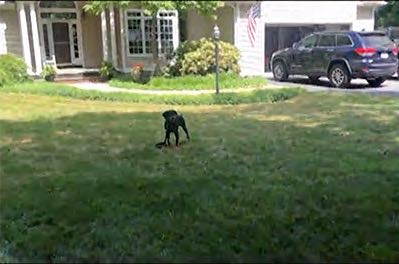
[0,91,398,262]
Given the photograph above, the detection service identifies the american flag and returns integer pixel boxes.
[247,2,261,47]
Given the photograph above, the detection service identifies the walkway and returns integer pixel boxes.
[66,81,282,95]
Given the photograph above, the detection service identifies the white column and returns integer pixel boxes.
[234,3,240,45]
[119,8,127,72]
[17,2,32,74]
[109,4,117,67]
[101,9,109,61]
[29,1,42,74]
[0,23,7,54]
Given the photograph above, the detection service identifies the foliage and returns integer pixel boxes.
[110,72,266,91]
[376,0,399,27]
[41,64,56,81]
[0,82,302,105]
[1,91,399,262]
[163,38,240,77]
[83,1,223,18]
[0,69,7,87]
[0,54,28,86]
[99,61,115,79]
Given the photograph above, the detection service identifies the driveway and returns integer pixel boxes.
[263,72,399,97]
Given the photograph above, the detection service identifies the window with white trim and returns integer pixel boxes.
[126,10,178,55]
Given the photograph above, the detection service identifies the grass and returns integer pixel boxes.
[1,90,399,262]
[0,81,302,105]
[109,72,267,90]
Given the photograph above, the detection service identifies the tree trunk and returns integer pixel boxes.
[151,14,161,76]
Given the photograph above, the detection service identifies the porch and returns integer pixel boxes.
[14,1,115,76]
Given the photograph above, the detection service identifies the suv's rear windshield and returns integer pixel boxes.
[359,33,393,47]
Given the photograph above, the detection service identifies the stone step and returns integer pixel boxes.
[54,71,102,83]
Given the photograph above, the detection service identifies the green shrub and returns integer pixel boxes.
[41,64,56,82]
[99,61,115,79]
[163,38,240,77]
[0,54,28,86]
[0,69,7,87]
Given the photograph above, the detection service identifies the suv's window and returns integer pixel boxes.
[318,35,336,47]
[360,33,393,48]
[298,34,318,49]
[336,34,352,46]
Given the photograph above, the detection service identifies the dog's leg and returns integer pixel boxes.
[180,116,190,140]
[164,130,171,146]
[174,130,179,147]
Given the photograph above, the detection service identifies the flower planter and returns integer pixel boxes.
[131,63,144,83]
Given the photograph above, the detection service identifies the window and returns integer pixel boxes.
[126,10,177,55]
[40,12,77,19]
[298,34,318,49]
[318,35,336,47]
[359,33,394,48]
[336,34,352,46]
[71,24,79,59]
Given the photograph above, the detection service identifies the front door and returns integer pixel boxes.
[52,22,71,65]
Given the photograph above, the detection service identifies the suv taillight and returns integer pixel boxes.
[354,47,376,57]
[392,47,399,56]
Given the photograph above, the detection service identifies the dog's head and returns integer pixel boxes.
[162,110,178,120]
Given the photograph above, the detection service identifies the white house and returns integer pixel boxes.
[0,1,386,77]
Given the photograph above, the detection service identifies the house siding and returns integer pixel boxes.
[352,5,375,31]
[235,3,265,76]
[186,6,234,43]
[0,8,23,57]
[262,1,357,25]
[81,12,103,68]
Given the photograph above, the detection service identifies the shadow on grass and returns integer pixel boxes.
[0,109,398,262]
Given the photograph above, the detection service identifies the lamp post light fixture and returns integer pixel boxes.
[213,25,220,94]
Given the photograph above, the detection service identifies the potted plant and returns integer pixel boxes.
[131,63,144,83]
[41,64,56,82]
[99,61,115,81]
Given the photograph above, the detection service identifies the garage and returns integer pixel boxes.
[264,24,351,72]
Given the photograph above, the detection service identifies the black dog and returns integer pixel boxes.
[156,110,190,148]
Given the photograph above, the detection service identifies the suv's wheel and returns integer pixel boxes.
[367,77,385,87]
[272,60,288,81]
[328,64,351,88]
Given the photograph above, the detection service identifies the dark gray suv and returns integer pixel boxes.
[271,31,398,88]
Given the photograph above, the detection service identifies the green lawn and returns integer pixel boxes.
[0,91,398,262]
[109,72,267,90]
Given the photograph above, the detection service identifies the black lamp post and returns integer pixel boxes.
[213,25,220,94]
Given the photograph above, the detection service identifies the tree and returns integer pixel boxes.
[83,1,223,76]
[375,0,399,28]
